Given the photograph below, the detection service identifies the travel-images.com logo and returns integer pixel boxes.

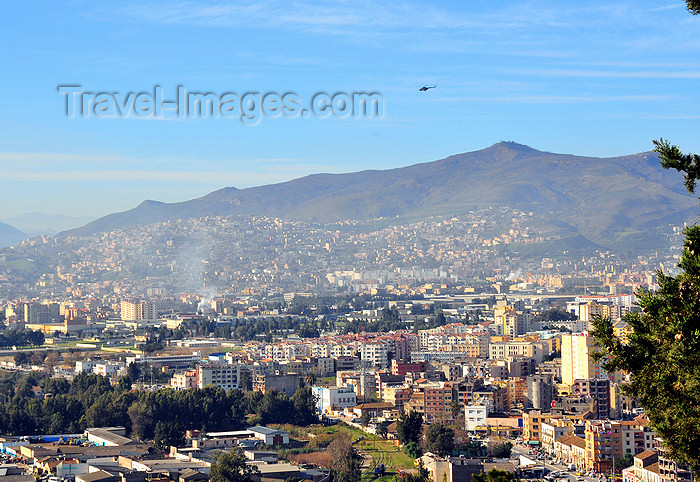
[58,85,383,124]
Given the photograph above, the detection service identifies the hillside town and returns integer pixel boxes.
[0,209,684,302]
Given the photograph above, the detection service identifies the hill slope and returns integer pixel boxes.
[0,222,27,248]
[60,142,699,251]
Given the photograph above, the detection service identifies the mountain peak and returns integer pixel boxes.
[57,143,696,257]
[137,200,166,208]
[487,141,541,153]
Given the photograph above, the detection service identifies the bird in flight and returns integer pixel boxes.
[419,84,436,92]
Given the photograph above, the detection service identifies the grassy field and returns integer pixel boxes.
[282,423,415,471]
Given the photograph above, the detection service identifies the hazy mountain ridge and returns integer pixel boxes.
[1,212,96,236]
[0,222,27,248]
[60,142,699,252]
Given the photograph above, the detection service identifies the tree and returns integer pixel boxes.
[376,421,389,439]
[688,0,700,14]
[361,411,371,427]
[456,440,487,457]
[490,441,512,459]
[397,410,423,446]
[327,434,361,482]
[152,420,184,451]
[450,400,463,419]
[257,390,294,425]
[424,423,454,457]
[404,441,422,458]
[591,140,700,470]
[533,308,576,323]
[305,372,317,387]
[13,351,29,367]
[473,468,516,482]
[210,449,260,482]
[291,386,319,426]
[239,370,253,391]
[116,375,133,392]
[612,453,634,473]
[126,362,141,382]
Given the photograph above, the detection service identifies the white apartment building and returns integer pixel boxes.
[465,404,490,432]
[93,361,125,378]
[361,343,390,367]
[489,341,547,363]
[120,299,157,321]
[313,386,357,413]
[171,369,198,390]
[198,363,244,390]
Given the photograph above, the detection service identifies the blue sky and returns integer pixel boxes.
[1,0,700,221]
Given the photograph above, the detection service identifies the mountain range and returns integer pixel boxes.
[60,142,700,254]
[1,212,95,236]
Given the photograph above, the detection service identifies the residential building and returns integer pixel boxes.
[572,378,610,420]
[253,373,301,396]
[465,404,489,432]
[659,448,694,482]
[423,382,455,424]
[383,385,413,411]
[525,374,553,410]
[120,299,157,321]
[561,333,608,385]
[585,420,624,472]
[489,341,547,363]
[312,386,357,413]
[623,450,661,482]
[198,363,244,390]
[171,369,198,390]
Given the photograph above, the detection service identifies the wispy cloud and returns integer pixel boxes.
[509,68,700,79]
[88,0,700,62]
[97,1,584,35]
[427,94,671,104]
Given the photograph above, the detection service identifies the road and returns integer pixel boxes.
[511,443,604,482]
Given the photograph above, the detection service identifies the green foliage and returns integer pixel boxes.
[612,453,634,473]
[590,139,700,470]
[403,441,422,458]
[361,411,371,427]
[455,440,487,457]
[344,306,407,333]
[423,423,454,457]
[1,329,44,348]
[490,441,512,459]
[473,468,516,482]
[291,386,319,426]
[327,433,361,482]
[153,420,184,450]
[210,448,260,482]
[0,371,317,440]
[13,351,30,366]
[686,1,700,15]
[376,421,389,439]
[654,138,700,194]
[396,410,423,446]
[533,308,576,323]
[257,390,295,426]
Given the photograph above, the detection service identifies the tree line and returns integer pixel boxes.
[0,371,318,449]
[0,328,44,348]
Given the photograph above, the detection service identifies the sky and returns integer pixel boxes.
[1,0,700,223]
